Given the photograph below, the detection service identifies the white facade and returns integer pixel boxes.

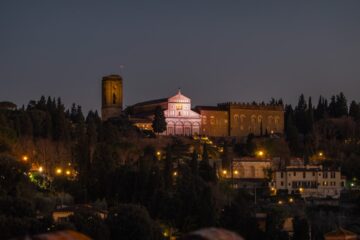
[164,90,201,136]
[227,158,271,179]
[271,165,345,199]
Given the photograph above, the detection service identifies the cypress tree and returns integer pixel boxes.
[190,150,198,175]
[349,101,360,121]
[152,106,167,135]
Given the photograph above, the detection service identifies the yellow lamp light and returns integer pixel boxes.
[56,168,62,175]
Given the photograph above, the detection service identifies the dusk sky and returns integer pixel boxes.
[1,1,360,113]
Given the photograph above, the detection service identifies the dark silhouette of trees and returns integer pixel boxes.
[152,106,167,135]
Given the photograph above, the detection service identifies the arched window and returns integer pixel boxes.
[112,93,117,104]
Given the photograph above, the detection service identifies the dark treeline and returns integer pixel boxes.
[1,93,360,239]
[284,92,360,179]
[0,96,270,239]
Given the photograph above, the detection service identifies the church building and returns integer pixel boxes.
[100,74,284,138]
[130,90,201,136]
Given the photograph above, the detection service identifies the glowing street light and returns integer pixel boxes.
[234,170,239,175]
[222,170,227,175]
[257,150,265,157]
[278,200,283,205]
[55,168,62,175]
[38,166,43,173]
[173,171,178,177]
[299,187,304,193]
[66,170,71,176]
[22,155,29,162]
[289,198,294,203]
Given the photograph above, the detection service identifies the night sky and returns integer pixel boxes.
[1,1,360,113]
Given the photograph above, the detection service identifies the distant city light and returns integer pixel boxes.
[56,168,62,175]
[22,155,28,162]
[234,170,239,175]
[173,171,178,177]
[66,170,71,175]
[289,198,294,203]
[38,166,43,172]
[257,151,264,157]
[222,170,227,175]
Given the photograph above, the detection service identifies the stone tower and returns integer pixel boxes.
[101,74,123,121]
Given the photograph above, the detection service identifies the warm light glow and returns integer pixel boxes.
[299,187,304,193]
[38,166,43,172]
[318,152,323,157]
[289,198,294,203]
[66,170,71,175]
[56,168,62,175]
[222,170,227,175]
[257,151,264,157]
[278,200,283,205]
[173,171,178,177]
[234,170,239,175]
[271,187,275,191]
[270,130,274,134]
[22,155,28,162]
[156,151,161,156]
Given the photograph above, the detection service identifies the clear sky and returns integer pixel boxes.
[1,1,360,113]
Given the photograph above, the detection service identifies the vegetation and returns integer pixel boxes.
[0,92,360,239]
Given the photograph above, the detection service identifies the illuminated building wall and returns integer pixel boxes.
[101,74,123,121]
[131,90,201,136]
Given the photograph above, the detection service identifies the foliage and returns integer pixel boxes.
[152,106,167,134]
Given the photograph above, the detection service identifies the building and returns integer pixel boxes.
[101,74,123,121]
[130,90,201,136]
[324,228,357,240]
[270,165,345,199]
[52,205,108,223]
[221,157,271,179]
[195,102,284,138]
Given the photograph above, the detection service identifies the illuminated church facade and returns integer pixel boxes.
[130,90,201,136]
[101,74,284,138]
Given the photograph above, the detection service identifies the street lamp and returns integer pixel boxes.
[66,170,71,176]
[38,166,43,173]
[257,150,264,157]
[22,155,29,162]
[55,168,62,175]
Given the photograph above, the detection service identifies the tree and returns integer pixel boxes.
[190,150,198,175]
[336,92,348,117]
[106,204,162,240]
[152,106,167,134]
[293,217,310,240]
[163,145,173,190]
[199,144,216,182]
[349,101,360,122]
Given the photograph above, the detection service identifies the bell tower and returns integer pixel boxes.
[101,74,123,121]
